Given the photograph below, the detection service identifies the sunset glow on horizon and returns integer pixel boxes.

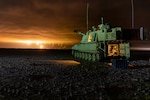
[0,38,75,49]
[17,40,44,49]
[0,0,149,49]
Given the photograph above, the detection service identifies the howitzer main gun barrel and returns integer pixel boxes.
[74,30,85,36]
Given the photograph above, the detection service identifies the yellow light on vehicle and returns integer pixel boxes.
[108,44,119,56]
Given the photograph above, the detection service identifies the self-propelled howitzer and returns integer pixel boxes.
[72,22,130,62]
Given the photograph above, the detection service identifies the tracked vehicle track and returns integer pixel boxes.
[72,50,104,62]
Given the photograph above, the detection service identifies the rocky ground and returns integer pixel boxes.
[0,49,150,100]
[0,55,150,100]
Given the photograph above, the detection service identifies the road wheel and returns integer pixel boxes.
[96,54,100,61]
[88,53,91,61]
[92,54,96,62]
[85,53,88,60]
[79,52,82,59]
[77,52,79,58]
[74,51,77,57]
[72,50,74,55]
[82,52,84,59]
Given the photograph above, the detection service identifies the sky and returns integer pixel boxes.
[0,0,150,49]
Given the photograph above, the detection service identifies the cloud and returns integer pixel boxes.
[0,0,150,48]
[0,0,86,45]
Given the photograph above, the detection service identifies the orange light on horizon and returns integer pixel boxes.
[16,40,44,44]
[36,41,42,45]
[0,38,75,49]
[40,45,43,49]
[13,40,46,49]
[26,40,33,45]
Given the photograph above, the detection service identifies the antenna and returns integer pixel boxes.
[131,0,134,29]
[101,17,104,24]
[86,3,89,31]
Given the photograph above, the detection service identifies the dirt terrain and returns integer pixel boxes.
[0,49,150,100]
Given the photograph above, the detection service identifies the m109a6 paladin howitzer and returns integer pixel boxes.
[71,19,130,62]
